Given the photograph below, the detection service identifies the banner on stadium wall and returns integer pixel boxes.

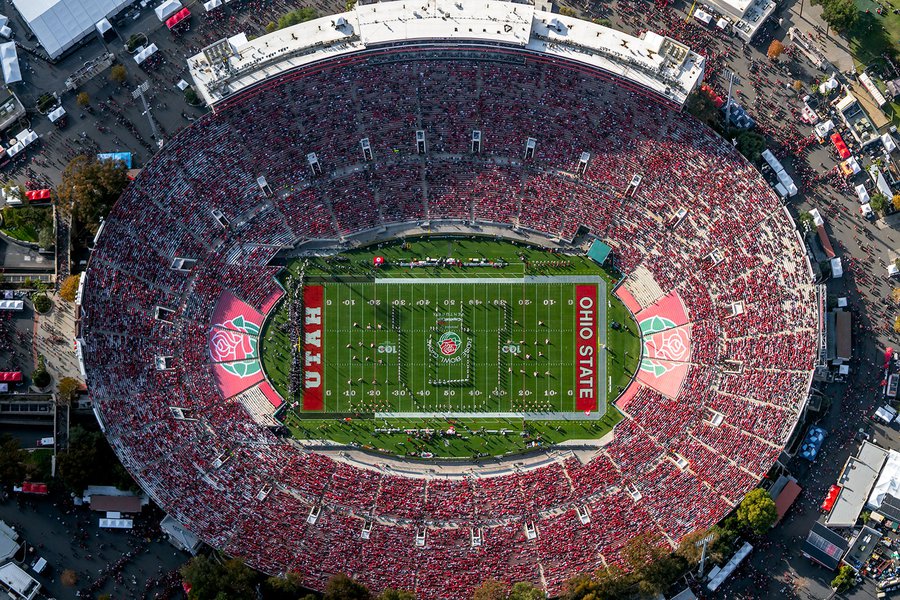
[575,285,597,412]
[303,286,324,410]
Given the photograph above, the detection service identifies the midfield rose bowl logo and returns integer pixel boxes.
[438,332,461,356]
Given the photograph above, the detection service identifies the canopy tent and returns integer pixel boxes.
[831,257,843,278]
[155,0,182,20]
[165,7,190,29]
[870,165,894,198]
[855,184,870,204]
[693,8,712,24]
[95,18,112,35]
[716,17,730,29]
[861,203,873,218]
[16,129,38,147]
[6,142,24,157]
[203,0,223,11]
[47,105,66,123]
[868,449,900,510]
[0,42,20,84]
[799,425,826,461]
[0,300,23,310]
[831,132,851,159]
[821,484,841,512]
[859,72,888,107]
[20,482,48,494]
[840,157,860,177]
[0,372,22,382]
[176,79,189,90]
[12,0,132,58]
[25,189,51,202]
[0,26,11,39]
[882,133,897,154]
[133,43,159,64]
[814,119,835,139]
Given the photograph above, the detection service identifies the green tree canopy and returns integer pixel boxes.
[57,377,81,406]
[831,564,856,592]
[623,534,686,596]
[472,578,508,600]
[562,569,633,600]
[820,0,859,32]
[181,555,261,600]
[57,155,129,240]
[57,425,134,492]
[0,433,26,485]
[871,192,887,213]
[508,581,545,600]
[737,488,778,535]
[734,130,766,164]
[277,7,319,29]
[324,574,371,600]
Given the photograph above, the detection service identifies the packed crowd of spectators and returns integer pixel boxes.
[80,51,817,598]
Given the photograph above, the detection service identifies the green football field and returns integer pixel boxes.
[260,237,639,457]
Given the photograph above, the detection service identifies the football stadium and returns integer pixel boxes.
[77,1,820,597]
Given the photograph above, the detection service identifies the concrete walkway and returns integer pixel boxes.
[33,294,82,386]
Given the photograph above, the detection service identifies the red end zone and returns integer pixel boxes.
[576,284,598,412]
[303,286,324,410]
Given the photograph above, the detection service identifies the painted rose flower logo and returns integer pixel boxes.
[654,330,688,362]
[438,332,461,356]
[209,328,258,362]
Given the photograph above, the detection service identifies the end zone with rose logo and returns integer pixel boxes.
[258,238,645,457]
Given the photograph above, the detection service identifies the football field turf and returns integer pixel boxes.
[260,237,639,457]
[308,277,606,417]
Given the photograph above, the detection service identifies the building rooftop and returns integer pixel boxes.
[188,0,705,107]
[826,441,888,528]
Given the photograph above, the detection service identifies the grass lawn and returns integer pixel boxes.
[260,237,639,458]
[844,4,900,123]
[24,448,53,480]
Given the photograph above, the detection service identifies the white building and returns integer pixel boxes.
[699,0,776,42]
[0,562,40,600]
[188,0,705,108]
[11,0,132,59]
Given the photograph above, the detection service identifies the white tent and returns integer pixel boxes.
[0,15,9,29]
[48,106,66,123]
[6,141,24,157]
[133,43,159,65]
[16,129,37,147]
[12,0,133,59]
[155,0,182,21]
[870,165,894,198]
[856,184,870,204]
[830,257,843,278]
[861,203,873,218]
[203,0,223,11]
[0,42,20,84]
[95,18,112,35]
[0,300,23,311]
[176,79,189,90]
[716,17,729,29]
[842,156,861,175]
[0,26,12,39]
[882,133,897,154]
[814,119,835,139]
[868,449,900,509]
[694,9,712,24]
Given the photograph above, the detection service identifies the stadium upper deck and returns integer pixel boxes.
[188,0,705,107]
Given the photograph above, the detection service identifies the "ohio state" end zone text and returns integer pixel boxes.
[575,285,597,412]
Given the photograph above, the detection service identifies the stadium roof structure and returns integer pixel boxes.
[188,0,705,107]
[11,0,133,59]
[827,441,888,528]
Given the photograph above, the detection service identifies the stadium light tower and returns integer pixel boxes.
[695,533,715,579]
[132,81,163,148]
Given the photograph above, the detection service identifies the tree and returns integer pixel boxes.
[508,581,545,600]
[685,89,720,128]
[59,274,80,302]
[767,39,785,60]
[734,130,766,164]
[184,87,201,106]
[892,288,900,304]
[831,564,856,592]
[181,555,261,600]
[324,574,371,600]
[76,92,90,107]
[61,569,78,586]
[0,434,26,485]
[110,64,127,84]
[871,192,887,213]
[32,293,51,314]
[676,529,718,565]
[737,488,778,535]
[57,156,129,239]
[276,7,319,29]
[31,355,51,388]
[821,0,858,32]
[57,377,81,406]
[378,589,416,600]
[894,315,900,334]
[562,569,633,600]
[893,194,900,211]
[558,6,578,16]
[472,579,508,600]
[57,425,134,492]
[38,226,54,250]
